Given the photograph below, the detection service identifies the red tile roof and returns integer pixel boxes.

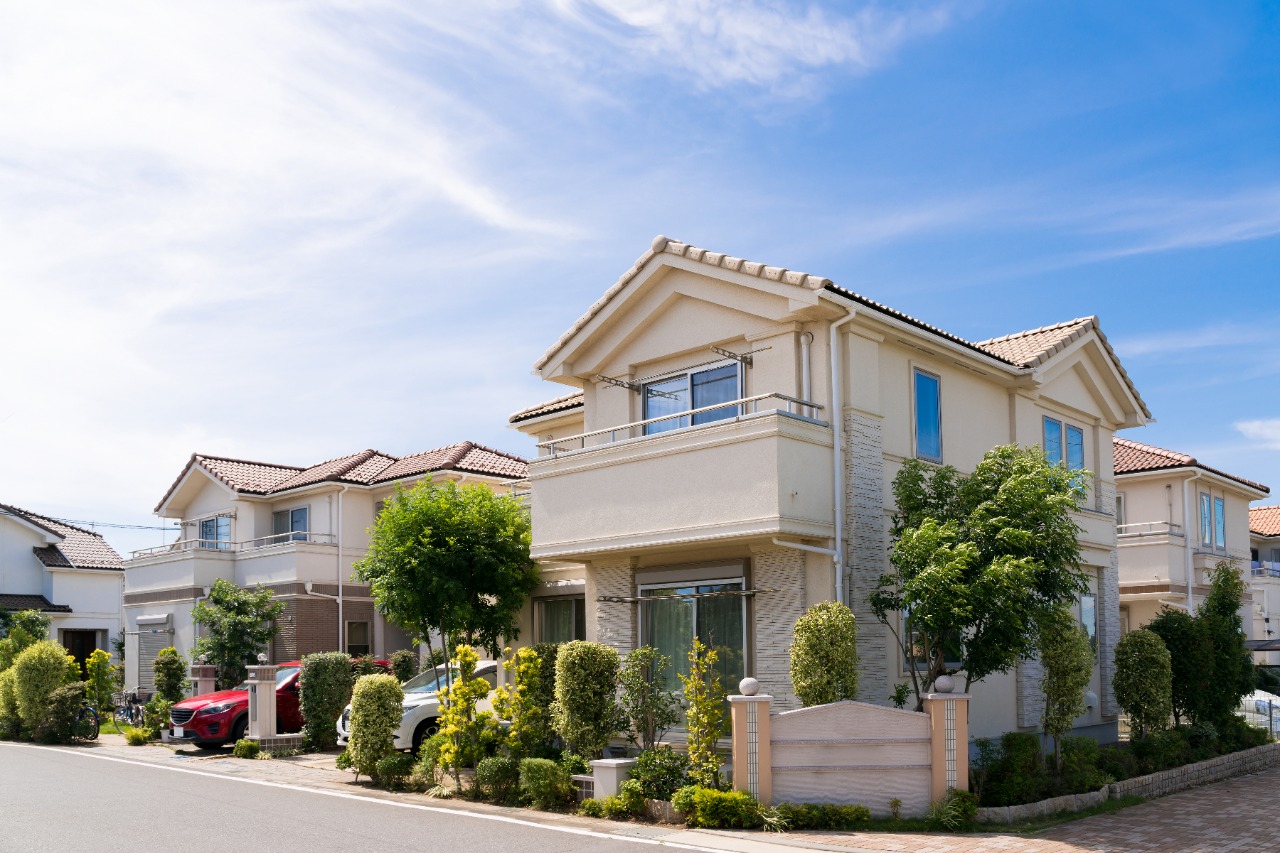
[0,502,124,571]
[1252,506,1280,538]
[0,593,71,613]
[157,442,528,511]
[1113,437,1269,494]
[509,391,586,424]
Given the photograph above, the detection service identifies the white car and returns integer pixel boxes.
[336,661,499,753]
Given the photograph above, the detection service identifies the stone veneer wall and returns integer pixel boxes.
[1099,549,1121,716]
[751,546,807,710]
[845,409,890,706]
[593,559,637,654]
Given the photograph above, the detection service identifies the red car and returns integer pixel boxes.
[167,662,303,748]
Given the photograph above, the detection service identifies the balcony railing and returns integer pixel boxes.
[1253,561,1280,579]
[1116,521,1184,538]
[536,393,825,459]
[130,531,336,559]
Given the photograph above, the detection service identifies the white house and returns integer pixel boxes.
[0,502,124,669]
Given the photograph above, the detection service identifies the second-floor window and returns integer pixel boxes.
[198,516,230,550]
[273,507,309,542]
[1043,417,1085,471]
[913,369,942,463]
[643,362,740,435]
[1200,493,1225,550]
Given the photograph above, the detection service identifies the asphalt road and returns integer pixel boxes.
[0,744,701,853]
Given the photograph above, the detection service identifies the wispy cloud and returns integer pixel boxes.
[1236,420,1280,452]
[1111,322,1275,358]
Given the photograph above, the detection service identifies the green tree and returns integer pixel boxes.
[437,644,499,784]
[681,637,727,789]
[354,481,538,669]
[618,646,681,751]
[492,646,546,760]
[789,601,860,707]
[1146,608,1210,725]
[0,609,51,672]
[191,580,284,688]
[85,649,115,711]
[152,647,189,704]
[13,641,72,733]
[1198,562,1255,723]
[1112,629,1172,737]
[1037,606,1094,772]
[870,445,1090,709]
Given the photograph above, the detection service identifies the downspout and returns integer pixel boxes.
[336,484,350,653]
[1182,472,1202,612]
[799,332,814,417]
[828,308,860,606]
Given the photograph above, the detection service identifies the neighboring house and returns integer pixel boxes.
[122,442,527,691]
[1249,505,1280,665]
[0,502,124,668]
[1112,438,1269,637]
[509,235,1149,741]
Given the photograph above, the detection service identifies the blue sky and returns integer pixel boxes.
[1,1,1278,556]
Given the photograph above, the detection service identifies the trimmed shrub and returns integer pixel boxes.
[551,641,623,759]
[774,802,871,830]
[629,746,690,801]
[347,673,404,781]
[560,752,589,775]
[299,651,354,751]
[31,682,89,743]
[125,728,151,746]
[1060,736,1113,792]
[438,645,499,777]
[13,641,72,731]
[233,738,260,759]
[977,732,1046,806]
[390,649,419,684]
[528,641,561,751]
[577,798,605,818]
[493,646,547,760]
[475,755,521,803]
[680,638,727,789]
[375,753,416,790]
[152,647,188,704]
[676,786,761,829]
[599,794,631,820]
[618,646,680,751]
[519,757,573,810]
[618,778,645,814]
[1113,629,1173,736]
[789,601,860,707]
[85,649,115,711]
[0,668,20,739]
[413,732,448,786]
[142,698,173,739]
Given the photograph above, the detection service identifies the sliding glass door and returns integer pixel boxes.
[640,580,745,695]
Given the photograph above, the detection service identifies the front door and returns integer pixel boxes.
[61,630,99,678]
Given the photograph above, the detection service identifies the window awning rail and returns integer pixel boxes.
[538,393,825,458]
[598,587,779,604]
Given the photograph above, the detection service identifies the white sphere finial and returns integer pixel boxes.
[739,677,760,697]
[651,235,669,252]
[257,653,268,664]
[933,674,955,694]
[199,654,207,664]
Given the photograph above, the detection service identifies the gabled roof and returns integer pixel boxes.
[1252,506,1280,538]
[509,391,586,425]
[530,235,1151,420]
[156,442,528,512]
[1113,437,1269,494]
[0,502,124,571]
[0,593,71,614]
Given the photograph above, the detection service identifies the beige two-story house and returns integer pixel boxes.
[1113,438,1269,635]
[122,442,526,690]
[1249,506,1280,664]
[510,236,1150,741]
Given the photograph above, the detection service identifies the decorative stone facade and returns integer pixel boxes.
[1099,550,1121,716]
[845,409,890,706]
[750,546,807,710]
[593,559,637,654]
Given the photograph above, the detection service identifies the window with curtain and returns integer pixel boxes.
[198,516,231,550]
[273,507,309,542]
[1080,593,1098,657]
[1200,493,1213,547]
[1214,497,1226,550]
[640,580,745,695]
[642,363,740,435]
[536,597,585,643]
[913,369,942,462]
[346,622,370,656]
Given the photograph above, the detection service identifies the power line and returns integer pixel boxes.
[0,509,177,531]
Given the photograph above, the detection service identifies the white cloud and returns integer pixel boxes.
[1236,420,1280,452]
[1111,322,1274,358]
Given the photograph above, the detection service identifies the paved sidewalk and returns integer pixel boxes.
[25,736,1280,853]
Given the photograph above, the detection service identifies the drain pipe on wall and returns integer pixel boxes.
[1182,472,1202,612]
[828,307,860,606]
[335,484,351,653]
[799,331,814,417]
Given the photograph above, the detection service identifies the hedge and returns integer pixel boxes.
[299,651,354,751]
[14,641,72,731]
[347,673,403,780]
[551,641,622,759]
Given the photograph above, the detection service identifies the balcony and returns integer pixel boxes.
[130,531,336,558]
[527,394,833,560]
[125,532,340,592]
[1117,521,1185,539]
[1253,561,1280,579]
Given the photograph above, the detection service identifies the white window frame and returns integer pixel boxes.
[1214,496,1226,550]
[912,367,943,464]
[272,505,310,543]
[197,514,232,550]
[1115,492,1126,528]
[640,359,743,435]
[1042,415,1086,471]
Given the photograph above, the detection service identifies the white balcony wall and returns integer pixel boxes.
[233,542,345,587]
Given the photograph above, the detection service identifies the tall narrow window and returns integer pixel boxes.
[1214,497,1226,550]
[1043,417,1086,472]
[1080,593,1098,657]
[273,507,309,542]
[642,363,740,435]
[1115,493,1126,528]
[913,369,942,462]
[1043,417,1063,465]
[1066,425,1085,472]
[1200,493,1213,546]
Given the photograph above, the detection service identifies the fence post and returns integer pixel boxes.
[728,677,772,805]
[244,656,279,741]
[923,680,970,803]
[189,661,217,698]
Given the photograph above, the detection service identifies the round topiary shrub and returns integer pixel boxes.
[13,641,73,731]
[475,755,521,803]
[347,673,403,781]
[550,641,622,759]
[1113,628,1173,737]
[389,649,419,684]
[519,757,573,810]
[299,651,354,751]
[152,647,188,704]
[789,601,859,707]
[233,738,260,759]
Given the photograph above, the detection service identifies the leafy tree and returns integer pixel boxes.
[1198,562,1255,723]
[192,580,284,688]
[1112,629,1172,737]
[681,637,727,789]
[870,445,1090,709]
[354,481,538,670]
[437,645,499,784]
[13,641,72,732]
[152,647,189,704]
[1146,608,1210,725]
[0,609,51,672]
[618,646,681,751]
[85,649,115,711]
[1037,606,1094,772]
[492,646,547,760]
[789,601,860,707]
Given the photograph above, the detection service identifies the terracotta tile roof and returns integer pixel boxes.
[157,442,528,510]
[1113,437,1269,494]
[534,236,1150,419]
[509,391,586,424]
[1252,506,1280,538]
[0,502,124,571]
[0,593,71,613]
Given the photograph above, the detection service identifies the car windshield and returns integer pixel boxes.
[232,666,299,691]
[402,667,455,695]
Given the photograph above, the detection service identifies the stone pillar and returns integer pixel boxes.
[189,663,217,698]
[924,687,970,801]
[245,662,279,741]
[728,678,772,805]
[590,758,637,799]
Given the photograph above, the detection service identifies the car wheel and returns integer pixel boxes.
[412,719,439,755]
[229,715,247,744]
[193,740,221,750]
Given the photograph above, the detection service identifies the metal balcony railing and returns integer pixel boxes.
[1116,521,1184,538]
[536,392,825,459]
[130,531,336,559]
[1252,561,1280,579]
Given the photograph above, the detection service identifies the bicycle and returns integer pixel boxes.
[112,689,145,729]
[74,704,100,742]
